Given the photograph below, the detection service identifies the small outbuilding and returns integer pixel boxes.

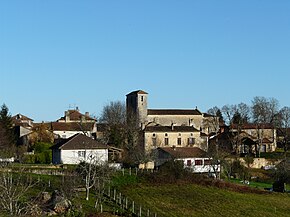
[156,146,220,173]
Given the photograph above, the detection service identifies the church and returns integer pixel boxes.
[126,90,219,152]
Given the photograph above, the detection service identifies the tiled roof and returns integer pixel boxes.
[51,122,95,131]
[158,147,206,158]
[126,90,148,96]
[51,134,107,150]
[145,125,199,132]
[261,138,273,144]
[58,110,96,122]
[148,109,202,116]
[12,114,34,121]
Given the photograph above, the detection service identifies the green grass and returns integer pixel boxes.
[120,183,290,217]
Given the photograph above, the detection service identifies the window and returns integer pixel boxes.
[165,138,169,146]
[204,159,211,165]
[195,160,203,166]
[78,151,86,158]
[188,138,195,145]
[187,160,192,166]
[165,133,168,137]
[141,96,144,102]
[177,138,182,145]
[152,133,156,137]
[152,137,157,147]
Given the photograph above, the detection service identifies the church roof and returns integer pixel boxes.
[148,109,202,116]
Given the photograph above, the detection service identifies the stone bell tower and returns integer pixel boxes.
[126,90,148,127]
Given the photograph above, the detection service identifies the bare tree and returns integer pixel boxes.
[276,106,290,155]
[99,101,148,165]
[0,168,38,215]
[99,101,127,148]
[251,97,279,157]
[76,153,113,202]
[205,106,221,135]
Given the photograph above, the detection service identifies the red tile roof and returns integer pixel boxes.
[58,110,96,122]
[158,147,206,158]
[12,113,34,121]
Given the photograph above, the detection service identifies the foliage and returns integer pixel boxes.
[0,104,16,157]
[139,160,195,184]
[272,160,290,184]
[23,142,52,164]
[230,159,250,181]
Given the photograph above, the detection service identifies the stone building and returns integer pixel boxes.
[126,90,219,152]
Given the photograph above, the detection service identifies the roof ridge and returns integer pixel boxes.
[59,133,81,149]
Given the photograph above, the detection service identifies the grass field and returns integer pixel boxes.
[121,183,290,217]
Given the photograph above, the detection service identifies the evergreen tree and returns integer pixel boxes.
[0,104,16,157]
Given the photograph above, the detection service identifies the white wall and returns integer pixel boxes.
[60,149,108,164]
[54,131,91,139]
[178,157,220,173]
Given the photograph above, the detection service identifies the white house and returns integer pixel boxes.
[51,134,108,165]
[156,147,220,174]
[51,109,97,139]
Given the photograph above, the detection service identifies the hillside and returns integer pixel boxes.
[121,183,290,217]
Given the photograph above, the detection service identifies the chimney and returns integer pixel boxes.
[85,112,89,117]
[171,123,175,131]
[65,111,70,122]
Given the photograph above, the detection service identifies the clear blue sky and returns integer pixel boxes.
[1,1,290,122]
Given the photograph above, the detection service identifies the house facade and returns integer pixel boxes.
[232,124,277,153]
[209,124,277,155]
[51,134,108,164]
[143,125,207,152]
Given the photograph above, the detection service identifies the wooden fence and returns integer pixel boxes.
[104,186,158,217]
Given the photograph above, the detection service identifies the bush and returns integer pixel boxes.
[23,154,36,164]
